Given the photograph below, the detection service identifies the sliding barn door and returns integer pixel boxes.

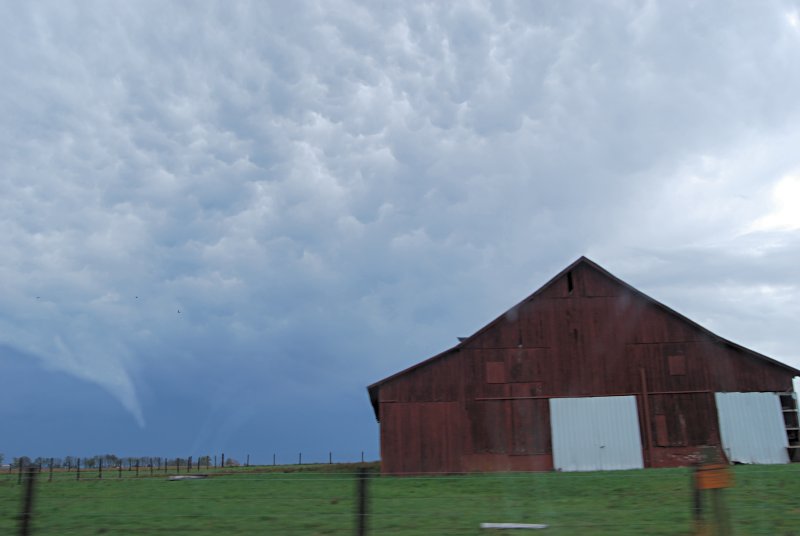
[715,392,789,464]
[550,395,644,471]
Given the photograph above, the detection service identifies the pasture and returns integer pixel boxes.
[1,462,798,534]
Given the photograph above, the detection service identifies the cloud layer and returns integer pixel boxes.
[1,0,799,456]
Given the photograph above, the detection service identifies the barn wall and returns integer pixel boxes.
[380,402,463,474]
[375,260,797,473]
[646,392,721,467]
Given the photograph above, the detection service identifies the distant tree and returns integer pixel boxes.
[12,456,31,468]
[85,458,97,469]
[0,453,4,466]
[225,458,240,467]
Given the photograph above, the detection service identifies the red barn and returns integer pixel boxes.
[367,257,800,473]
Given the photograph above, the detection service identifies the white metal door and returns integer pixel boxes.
[715,392,789,464]
[550,395,644,472]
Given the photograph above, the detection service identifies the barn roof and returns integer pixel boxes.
[367,256,800,420]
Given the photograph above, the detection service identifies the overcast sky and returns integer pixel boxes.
[2,1,800,462]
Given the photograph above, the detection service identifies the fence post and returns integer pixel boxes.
[361,451,364,463]
[119,464,122,479]
[691,462,702,530]
[356,467,370,536]
[19,465,38,536]
[99,459,102,480]
[246,454,250,467]
[298,452,302,465]
[329,452,332,464]
[48,459,53,483]
[18,459,23,485]
[221,453,225,469]
[76,458,80,481]
[136,461,139,477]
[694,447,733,536]
[273,453,276,466]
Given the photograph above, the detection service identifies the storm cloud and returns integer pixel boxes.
[1,0,799,459]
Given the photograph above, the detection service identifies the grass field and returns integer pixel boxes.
[1,463,799,534]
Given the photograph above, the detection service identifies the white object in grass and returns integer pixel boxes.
[480,523,548,530]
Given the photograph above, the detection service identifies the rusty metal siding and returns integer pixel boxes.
[551,396,644,471]
[372,258,798,474]
[715,392,789,464]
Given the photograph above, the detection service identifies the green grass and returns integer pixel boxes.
[1,463,799,534]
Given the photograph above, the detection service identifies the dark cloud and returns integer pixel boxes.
[1,0,799,457]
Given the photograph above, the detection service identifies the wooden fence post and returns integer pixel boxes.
[693,447,733,536]
[119,464,122,479]
[98,459,102,480]
[48,459,53,483]
[76,459,80,481]
[221,453,225,469]
[19,465,38,536]
[356,467,370,536]
[691,462,702,530]
[18,459,23,485]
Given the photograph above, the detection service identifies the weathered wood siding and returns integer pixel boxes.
[371,258,797,473]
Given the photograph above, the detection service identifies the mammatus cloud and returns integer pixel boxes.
[1,1,799,437]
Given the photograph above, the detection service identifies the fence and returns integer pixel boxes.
[2,462,799,534]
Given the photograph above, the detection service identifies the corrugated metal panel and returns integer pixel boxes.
[715,392,789,464]
[551,396,644,471]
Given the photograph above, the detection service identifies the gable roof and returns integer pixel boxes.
[367,256,800,419]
